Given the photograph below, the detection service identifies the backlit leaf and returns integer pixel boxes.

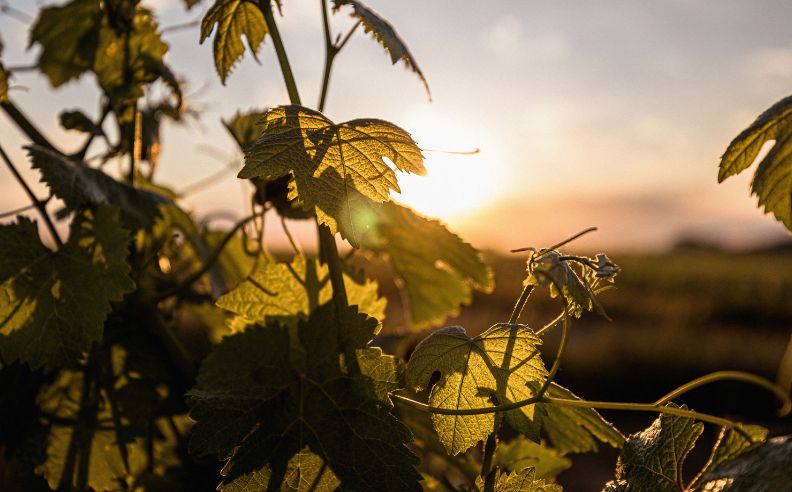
[0,205,134,368]
[27,145,170,229]
[201,0,268,83]
[189,303,421,491]
[358,202,493,329]
[333,0,430,99]
[495,437,571,480]
[406,324,547,454]
[224,109,267,150]
[478,468,562,492]
[718,94,792,231]
[525,251,607,319]
[239,105,425,244]
[216,254,387,328]
[539,383,624,454]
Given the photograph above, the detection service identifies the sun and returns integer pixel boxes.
[392,107,505,224]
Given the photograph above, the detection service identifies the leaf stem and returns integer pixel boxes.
[533,306,570,400]
[317,223,349,309]
[480,433,497,492]
[317,0,336,112]
[508,285,533,324]
[653,370,791,416]
[1,101,56,150]
[0,142,63,247]
[260,0,302,105]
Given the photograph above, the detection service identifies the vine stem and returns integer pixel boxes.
[260,0,301,105]
[0,141,63,247]
[480,433,497,492]
[508,285,533,324]
[1,101,56,150]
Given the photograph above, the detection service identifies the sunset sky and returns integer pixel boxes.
[2,0,792,252]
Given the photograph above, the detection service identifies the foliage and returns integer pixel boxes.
[0,1,790,491]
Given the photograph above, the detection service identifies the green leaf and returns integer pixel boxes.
[479,468,563,492]
[718,95,792,231]
[606,407,703,492]
[359,202,493,329]
[0,205,134,368]
[694,424,767,483]
[694,435,792,491]
[539,383,624,454]
[405,324,547,454]
[216,254,387,328]
[333,0,430,99]
[525,252,607,319]
[30,0,103,87]
[221,449,341,492]
[239,105,425,244]
[356,347,404,404]
[495,437,571,480]
[189,303,421,491]
[201,0,268,84]
[224,109,267,150]
[59,110,100,134]
[27,145,170,229]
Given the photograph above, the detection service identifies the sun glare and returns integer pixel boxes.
[393,107,505,223]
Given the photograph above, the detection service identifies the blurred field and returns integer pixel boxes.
[373,245,792,490]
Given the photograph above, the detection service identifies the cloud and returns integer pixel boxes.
[482,15,569,62]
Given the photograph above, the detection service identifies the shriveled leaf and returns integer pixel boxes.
[0,205,134,368]
[30,0,103,87]
[694,435,792,491]
[189,303,421,491]
[333,0,430,99]
[239,105,425,244]
[224,109,267,150]
[495,437,571,480]
[27,145,170,229]
[478,468,562,492]
[216,254,386,328]
[525,251,607,318]
[359,202,493,329]
[201,0,268,83]
[607,407,703,492]
[406,324,547,454]
[539,383,624,454]
[718,94,792,231]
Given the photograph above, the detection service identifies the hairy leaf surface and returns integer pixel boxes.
[189,303,421,491]
[406,324,547,454]
[539,383,624,454]
[719,95,792,230]
[495,437,571,480]
[216,254,386,327]
[27,145,170,229]
[333,0,430,98]
[201,0,267,83]
[359,202,493,329]
[0,205,134,368]
[239,105,425,244]
[695,435,792,491]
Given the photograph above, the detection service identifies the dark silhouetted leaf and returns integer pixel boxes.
[719,94,792,231]
[239,105,425,244]
[358,202,493,330]
[201,0,268,83]
[59,110,100,134]
[0,205,134,369]
[224,109,267,150]
[333,0,430,99]
[695,435,792,491]
[27,145,170,229]
[406,324,547,454]
[189,303,421,491]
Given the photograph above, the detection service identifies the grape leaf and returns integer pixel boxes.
[26,144,170,229]
[221,448,341,492]
[216,254,387,328]
[59,110,100,134]
[405,324,547,455]
[477,468,562,492]
[693,424,767,485]
[718,94,792,231]
[333,0,430,99]
[525,251,607,319]
[495,437,571,480]
[355,346,405,404]
[239,105,425,244]
[224,109,267,150]
[201,0,268,84]
[359,202,493,330]
[538,383,624,454]
[605,407,704,492]
[0,205,134,369]
[694,435,792,491]
[188,303,421,491]
[29,0,103,87]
